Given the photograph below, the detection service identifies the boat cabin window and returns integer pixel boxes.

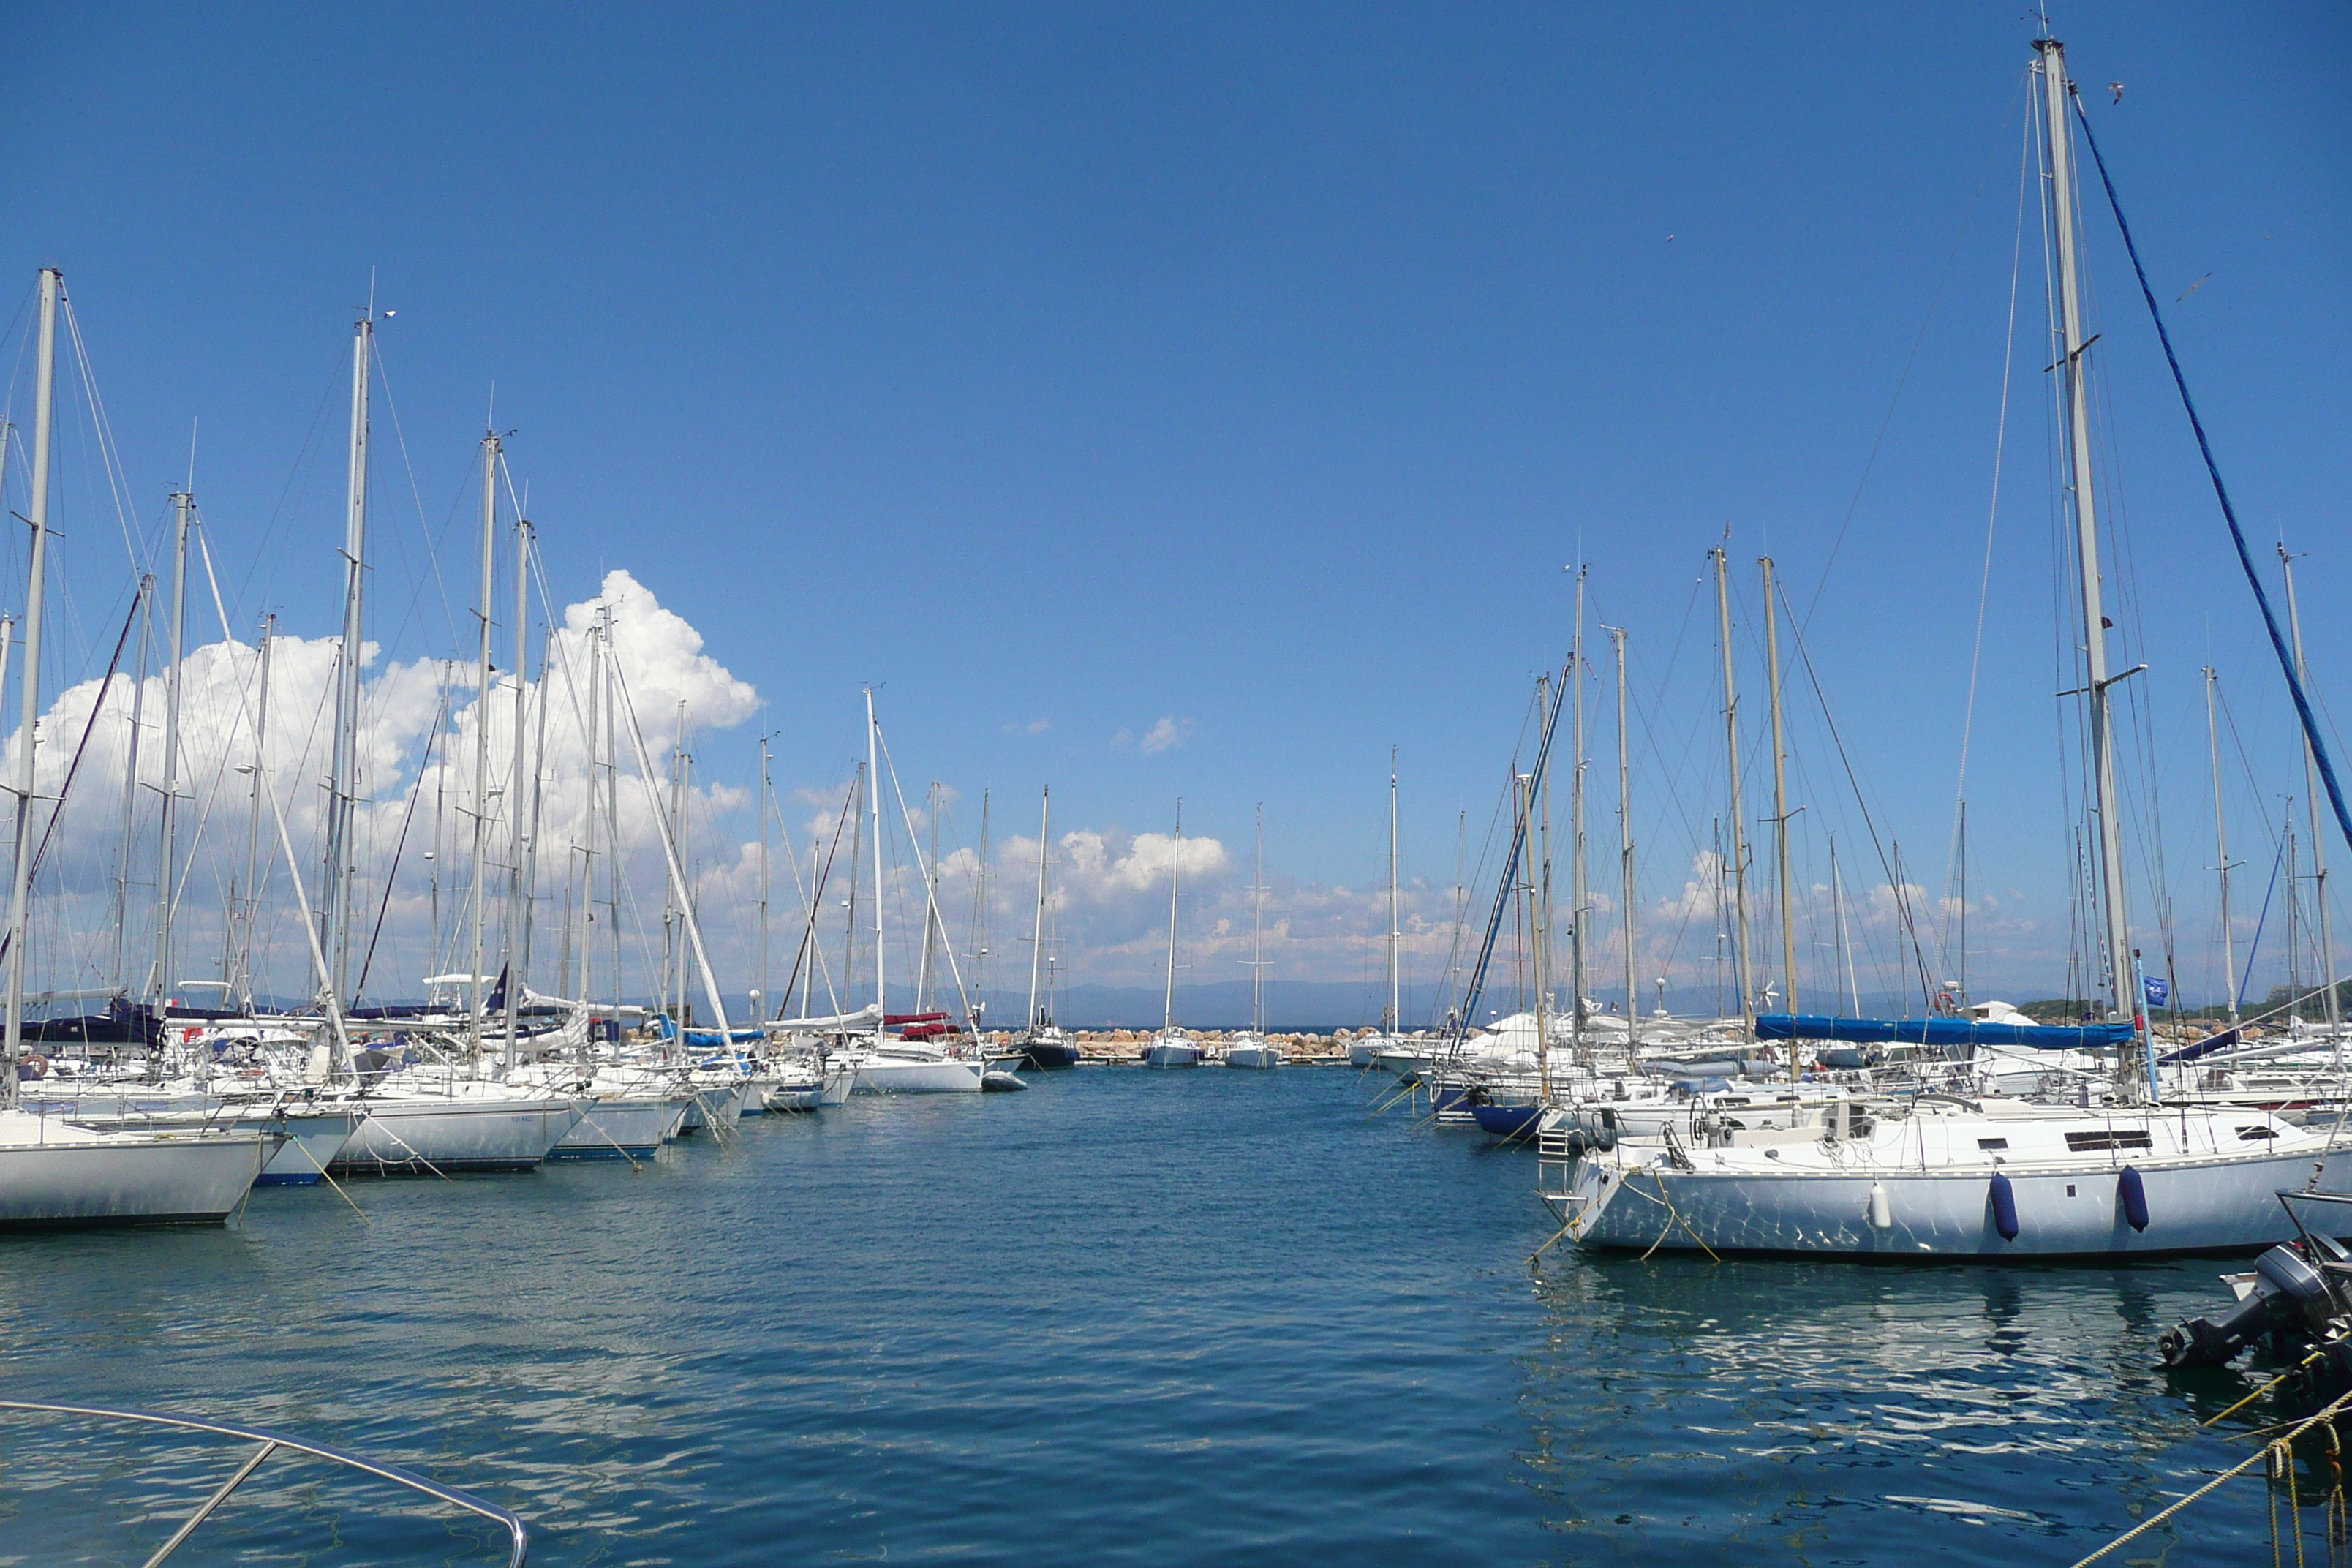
[1975,1137,2009,1150]
[2063,1129,2154,1152]
[2237,1125,2280,1141]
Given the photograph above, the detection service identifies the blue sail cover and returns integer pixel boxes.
[1754,1014,2138,1051]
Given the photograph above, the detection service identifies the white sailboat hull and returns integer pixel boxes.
[1225,1045,1286,1069]
[854,1057,985,1094]
[0,1113,268,1228]
[332,1096,582,1175]
[1558,1141,2352,1259]
[547,1097,674,1160]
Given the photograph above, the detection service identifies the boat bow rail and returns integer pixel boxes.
[0,1398,527,1567]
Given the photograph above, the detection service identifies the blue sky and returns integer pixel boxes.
[0,3,2345,1013]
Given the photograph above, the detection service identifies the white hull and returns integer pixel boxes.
[762,1080,824,1112]
[1554,1104,2352,1258]
[332,1096,582,1175]
[1144,1044,1202,1068]
[1225,1046,1286,1069]
[249,1111,359,1187]
[854,1057,985,1094]
[548,1097,675,1160]
[61,1105,357,1188]
[0,1112,268,1228]
[818,1061,857,1105]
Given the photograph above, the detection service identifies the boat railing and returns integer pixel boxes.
[0,1397,527,1567]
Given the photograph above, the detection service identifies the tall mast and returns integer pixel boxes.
[502,513,532,1070]
[112,585,151,992]
[867,689,885,1020]
[1387,748,1401,1036]
[1612,625,1637,1049]
[468,429,499,1055]
[1251,803,1266,1035]
[238,616,274,1012]
[1760,555,1799,1075]
[757,736,772,1017]
[4,269,61,1107]
[2037,37,2144,1090]
[1518,770,1548,1100]
[1027,787,1051,1030]
[1537,671,1555,1031]
[429,661,448,983]
[517,629,552,1025]
[918,783,940,1011]
[1831,835,1860,1015]
[1163,800,1183,1031]
[324,311,372,1005]
[152,489,192,1012]
[2204,668,2239,1030]
[973,789,990,1029]
[2280,547,2340,1049]
[579,623,600,1025]
[602,609,622,1016]
[843,763,862,1005]
[1569,565,1588,1046]
[1711,546,1755,1037]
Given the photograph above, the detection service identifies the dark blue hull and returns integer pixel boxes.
[1471,1104,1543,1141]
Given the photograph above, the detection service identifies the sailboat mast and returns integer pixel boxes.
[469,429,499,1056]
[1251,803,1265,1035]
[580,625,600,1023]
[2038,37,2144,1088]
[1164,800,1182,1031]
[1760,554,1799,1074]
[1711,546,1755,1037]
[239,616,274,1012]
[502,514,532,1069]
[1569,565,1588,1044]
[4,269,61,1107]
[1831,835,1860,1016]
[2280,548,2340,1047]
[1387,748,1400,1036]
[2204,668,2239,1030]
[602,609,621,1014]
[918,783,939,1011]
[757,736,772,1017]
[325,312,372,1005]
[1519,770,1548,1101]
[151,489,192,1014]
[973,789,990,1028]
[867,689,885,1019]
[113,585,150,993]
[1028,787,1050,1030]
[1612,625,1637,1049]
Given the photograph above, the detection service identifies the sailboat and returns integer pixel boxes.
[0,270,274,1226]
[1549,37,2352,1258]
[1011,788,1082,1068]
[1143,803,1203,1068]
[847,692,987,1093]
[1225,807,1285,1068]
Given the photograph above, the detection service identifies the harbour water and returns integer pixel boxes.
[0,1068,2302,1564]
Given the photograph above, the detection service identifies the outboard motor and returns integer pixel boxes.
[2160,1243,2340,1368]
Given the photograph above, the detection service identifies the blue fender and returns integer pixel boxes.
[1988,1171,2020,1242]
[2118,1165,2149,1232]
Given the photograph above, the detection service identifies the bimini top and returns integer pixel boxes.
[1754,1013,2138,1051]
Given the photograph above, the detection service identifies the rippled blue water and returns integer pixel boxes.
[0,1068,2308,1564]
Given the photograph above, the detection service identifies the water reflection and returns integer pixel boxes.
[1523,1249,2286,1561]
